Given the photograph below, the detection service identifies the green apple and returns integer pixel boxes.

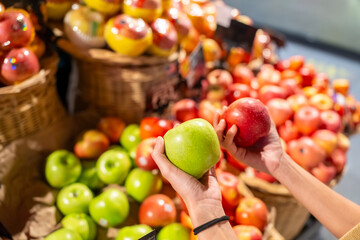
[57,183,94,215]
[78,161,105,190]
[125,168,162,202]
[62,213,96,240]
[45,150,82,188]
[157,223,190,240]
[45,228,82,240]
[89,188,129,228]
[129,145,138,168]
[164,118,220,179]
[96,148,132,184]
[115,224,152,240]
[120,124,141,151]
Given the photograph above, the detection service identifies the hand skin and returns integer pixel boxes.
[214,112,360,239]
[152,137,238,240]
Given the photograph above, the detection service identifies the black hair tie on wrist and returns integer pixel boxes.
[193,215,230,235]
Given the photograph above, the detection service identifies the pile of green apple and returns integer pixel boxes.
[44,116,223,240]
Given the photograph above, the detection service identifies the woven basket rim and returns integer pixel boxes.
[0,48,58,95]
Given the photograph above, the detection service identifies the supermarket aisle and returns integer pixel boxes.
[279,40,360,240]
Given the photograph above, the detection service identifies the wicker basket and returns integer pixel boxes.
[0,48,66,147]
[56,38,180,124]
[240,170,343,240]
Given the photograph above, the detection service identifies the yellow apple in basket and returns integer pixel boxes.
[84,0,122,16]
[123,0,162,23]
[148,18,178,57]
[105,14,152,56]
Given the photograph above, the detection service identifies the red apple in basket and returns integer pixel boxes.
[257,68,281,87]
[266,98,293,127]
[123,0,163,23]
[1,47,39,85]
[278,120,299,142]
[294,106,321,135]
[299,64,316,87]
[163,7,192,40]
[310,93,333,111]
[198,99,222,124]
[287,94,308,112]
[140,117,173,139]
[139,194,176,227]
[258,85,287,104]
[226,83,251,104]
[281,70,302,85]
[221,98,271,148]
[232,65,254,85]
[97,117,125,143]
[320,110,342,133]
[233,225,262,240]
[311,162,337,184]
[312,73,329,92]
[280,78,300,96]
[329,148,347,173]
[149,18,178,57]
[0,4,4,18]
[235,197,268,232]
[74,130,110,159]
[207,69,233,89]
[312,129,338,156]
[0,9,35,50]
[288,55,305,71]
[172,98,198,122]
[216,169,243,210]
[136,137,159,170]
[105,14,152,56]
[287,137,326,170]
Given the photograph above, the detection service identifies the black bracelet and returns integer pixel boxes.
[193,215,230,235]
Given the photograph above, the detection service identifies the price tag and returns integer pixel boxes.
[138,230,157,240]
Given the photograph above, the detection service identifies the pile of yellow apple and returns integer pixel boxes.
[0,3,46,86]
[171,55,360,185]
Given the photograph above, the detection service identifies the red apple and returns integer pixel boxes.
[320,110,342,133]
[288,55,305,71]
[258,85,287,104]
[299,64,316,87]
[0,9,35,50]
[253,169,277,183]
[266,98,293,127]
[310,93,333,111]
[294,106,321,135]
[280,70,302,85]
[0,4,4,18]
[303,86,319,99]
[74,130,110,159]
[216,169,243,210]
[136,137,158,170]
[337,133,350,152]
[232,225,262,240]
[140,117,173,139]
[207,69,233,89]
[329,148,346,173]
[180,27,200,54]
[287,137,326,170]
[105,14,152,56]
[333,78,350,96]
[275,59,290,72]
[279,120,299,142]
[280,78,300,96]
[287,94,309,112]
[123,0,162,23]
[163,7,192,40]
[312,129,338,156]
[232,65,254,85]
[225,151,247,171]
[221,98,271,147]
[172,99,198,122]
[235,197,268,232]
[139,194,176,227]
[1,47,39,85]
[227,47,250,69]
[149,18,178,57]
[225,207,237,227]
[257,68,281,87]
[198,100,222,124]
[206,88,226,102]
[97,117,125,143]
[312,73,329,92]
[310,162,337,184]
[226,83,251,104]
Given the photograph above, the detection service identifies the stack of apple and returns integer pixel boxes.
[0,3,46,86]
[171,55,360,185]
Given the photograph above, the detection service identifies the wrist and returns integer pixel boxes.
[187,200,225,228]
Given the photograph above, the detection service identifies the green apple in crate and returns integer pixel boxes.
[45,150,81,188]
[62,213,96,240]
[157,223,190,240]
[89,188,129,228]
[45,228,82,240]
[57,183,93,215]
[78,161,105,190]
[115,224,153,240]
[120,124,141,151]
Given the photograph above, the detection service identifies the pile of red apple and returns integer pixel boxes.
[171,55,360,185]
[0,4,46,86]
[43,115,273,239]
